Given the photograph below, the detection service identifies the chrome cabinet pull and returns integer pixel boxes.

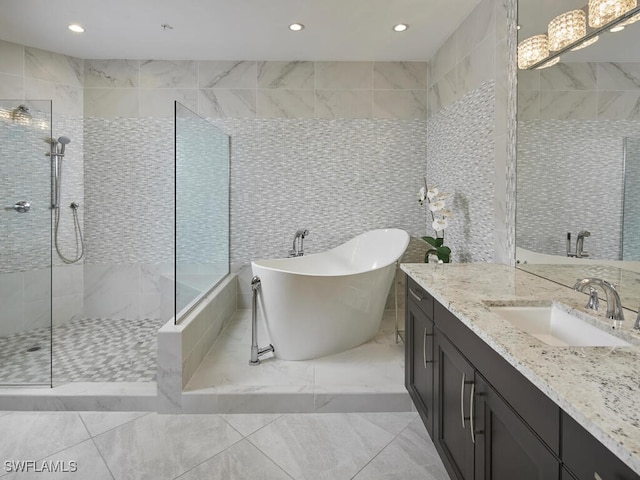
[594,473,603,480]
[461,372,466,429]
[409,288,424,302]
[423,327,427,368]
[470,382,476,444]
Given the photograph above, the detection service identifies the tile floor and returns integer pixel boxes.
[0,410,449,479]
[182,309,409,413]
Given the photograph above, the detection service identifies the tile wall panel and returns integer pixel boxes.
[426,82,497,263]
[210,118,427,265]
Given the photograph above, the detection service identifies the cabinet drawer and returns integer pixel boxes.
[406,276,433,319]
[562,413,639,480]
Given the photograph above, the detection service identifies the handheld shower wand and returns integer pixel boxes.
[49,135,84,264]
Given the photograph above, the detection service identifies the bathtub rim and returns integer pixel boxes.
[251,228,410,277]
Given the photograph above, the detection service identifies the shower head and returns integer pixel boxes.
[57,136,71,156]
[11,104,32,122]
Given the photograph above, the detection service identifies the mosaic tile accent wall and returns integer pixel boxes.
[623,137,640,261]
[211,117,427,264]
[83,117,174,264]
[426,82,497,263]
[516,119,640,260]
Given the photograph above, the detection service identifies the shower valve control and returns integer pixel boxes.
[4,201,31,213]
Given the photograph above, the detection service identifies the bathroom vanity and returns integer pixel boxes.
[401,263,640,480]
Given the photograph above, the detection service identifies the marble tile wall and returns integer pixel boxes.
[425,0,515,264]
[82,59,428,120]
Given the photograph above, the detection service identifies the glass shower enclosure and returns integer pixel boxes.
[174,101,230,323]
[0,100,53,386]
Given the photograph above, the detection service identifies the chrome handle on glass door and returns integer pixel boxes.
[4,201,31,213]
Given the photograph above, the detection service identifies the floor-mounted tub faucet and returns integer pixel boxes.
[576,230,590,258]
[289,229,309,257]
[573,277,624,328]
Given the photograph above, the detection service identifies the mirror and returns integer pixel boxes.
[516,0,640,311]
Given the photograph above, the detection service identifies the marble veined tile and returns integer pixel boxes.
[597,62,640,90]
[198,89,256,118]
[315,90,372,119]
[373,90,428,119]
[84,88,139,118]
[199,61,257,89]
[79,411,149,437]
[247,413,394,480]
[457,0,495,61]
[140,89,197,118]
[316,62,373,90]
[0,412,90,462]
[84,59,139,88]
[540,62,597,91]
[93,413,242,480]
[24,78,82,117]
[429,35,456,86]
[175,439,290,480]
[374,62,427,90]
[220,413,282,437]
[258,61,314,89]
[0,40,23,76]
[3,439,114,480]
[598,91,640,120]
[0,73,23,99]
[256,89,314,118]
[352,417,448,480]
[140,60,197,89]
[357,412,419,436]
[539,90,597,120]
[25,47,83,87]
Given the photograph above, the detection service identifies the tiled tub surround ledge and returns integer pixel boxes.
[400,262,640,474]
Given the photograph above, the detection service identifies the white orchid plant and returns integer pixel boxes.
[418,178,452,263]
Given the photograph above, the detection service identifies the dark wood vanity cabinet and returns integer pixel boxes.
[405,277,435,436]
[405,275,640,480]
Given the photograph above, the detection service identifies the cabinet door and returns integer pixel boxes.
[474,374,560,480]
[406,296,434,435]
[434,331,476,480]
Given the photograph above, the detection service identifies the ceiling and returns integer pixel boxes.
[0,0,482,61]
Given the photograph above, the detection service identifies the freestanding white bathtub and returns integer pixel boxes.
[251,228,410,360]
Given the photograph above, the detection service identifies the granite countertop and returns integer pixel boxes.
[400,262,640,474]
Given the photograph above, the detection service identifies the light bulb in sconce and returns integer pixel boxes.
[588,0,637,28]
[548,9,586,51]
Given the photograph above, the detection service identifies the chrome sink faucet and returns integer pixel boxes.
[289,229,309,257]
[573,278,624,327]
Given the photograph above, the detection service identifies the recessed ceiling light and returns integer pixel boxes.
[610,25,625,32]
[517,25,522,30]
[68,24,85,33]
[289,23,305,31]
[393,23,409,32]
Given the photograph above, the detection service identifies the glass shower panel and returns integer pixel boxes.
[623,137,640,261]
[0,100,53,386]
[174,102,230,323]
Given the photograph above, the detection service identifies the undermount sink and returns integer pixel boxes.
[489,304,632,347]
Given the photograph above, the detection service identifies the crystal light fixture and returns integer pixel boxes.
[588,0,637,27]
[571,35,600,50]
[536,57,560,69]
[517,34,550,69]
[548,10,587,51]
[621,10,640,24]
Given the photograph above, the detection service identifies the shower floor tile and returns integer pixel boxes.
[0,317,165,385]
